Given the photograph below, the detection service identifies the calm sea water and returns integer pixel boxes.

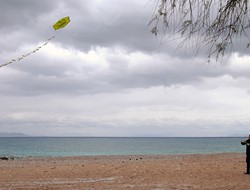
[0,137,246,157]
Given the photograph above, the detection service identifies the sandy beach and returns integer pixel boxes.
[0,153,249,189]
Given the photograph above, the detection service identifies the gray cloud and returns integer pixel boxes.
[0,0,250,136]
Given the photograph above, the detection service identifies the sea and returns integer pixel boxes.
[0,137,246,158]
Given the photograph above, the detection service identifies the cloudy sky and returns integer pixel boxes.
[0,0,250,137]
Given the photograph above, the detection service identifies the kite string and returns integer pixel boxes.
[0,36,55,68]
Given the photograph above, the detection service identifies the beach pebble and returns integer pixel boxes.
[0,157,8,160]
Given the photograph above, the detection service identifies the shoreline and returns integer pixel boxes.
[0,151,243,160]
[0,153,249,189]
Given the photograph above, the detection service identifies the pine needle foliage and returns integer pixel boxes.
[150,0,250,61]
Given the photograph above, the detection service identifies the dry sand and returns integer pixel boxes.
[0,153,249,189]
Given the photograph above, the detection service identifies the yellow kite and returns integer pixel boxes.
[0,16,71,68]
[53,16,70,30]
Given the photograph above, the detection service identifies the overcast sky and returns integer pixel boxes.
[0,0,250,137]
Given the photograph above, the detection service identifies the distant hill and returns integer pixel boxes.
[227,134,248,138]
[0,133,28,137]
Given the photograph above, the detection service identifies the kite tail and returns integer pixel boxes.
[0,36,55,68]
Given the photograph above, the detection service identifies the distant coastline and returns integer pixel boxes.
[0,135,247,138]
[0,133,28,137]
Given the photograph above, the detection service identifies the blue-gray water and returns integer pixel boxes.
[0,137,246,157]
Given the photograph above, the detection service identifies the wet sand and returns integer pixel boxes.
[0,153,249,189]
